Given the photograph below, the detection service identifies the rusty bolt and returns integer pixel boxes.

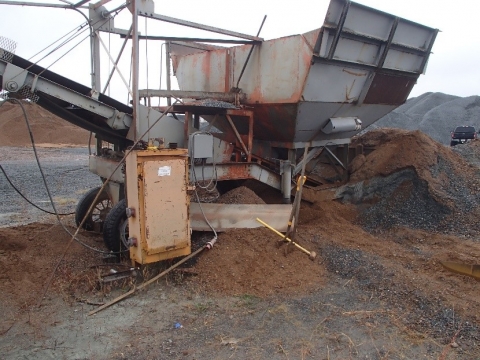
[125,207,136,218]
[127,237,138,247]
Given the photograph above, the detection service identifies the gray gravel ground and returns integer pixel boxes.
[2,143,480,359]
[0,146,100,227]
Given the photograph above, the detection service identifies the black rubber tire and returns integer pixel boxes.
[75,186,112,232]
[103,199,128,252]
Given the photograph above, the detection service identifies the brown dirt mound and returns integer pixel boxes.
[0,101,91,146]
[350,129,477,185]
[190,227,325,298]
[349,129,480,224]
[216,186,266,204]
[0,222,104,333]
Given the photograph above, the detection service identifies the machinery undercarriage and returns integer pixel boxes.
[0,0,437,264]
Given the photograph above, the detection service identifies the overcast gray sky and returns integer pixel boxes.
[0,0,479,103]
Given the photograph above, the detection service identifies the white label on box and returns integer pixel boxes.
[158,166,171,176]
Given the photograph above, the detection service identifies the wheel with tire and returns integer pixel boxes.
[75,186,112,232]
[103,199,129,252]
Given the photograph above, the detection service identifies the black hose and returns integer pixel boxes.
[9,99,127,255]
[0,164,75,216]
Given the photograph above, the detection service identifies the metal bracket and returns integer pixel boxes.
[106,109,130,130]
[2,63,27,92]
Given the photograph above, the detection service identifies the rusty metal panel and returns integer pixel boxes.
[175,48,228,93]
[126,151,141,263]
[232,35,312,103]
[142,158,189,254]
[127,150,191,264]
[172,0,437,146]
[363,73,415,105]
[175,34,312,104]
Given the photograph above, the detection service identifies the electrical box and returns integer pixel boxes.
[190,133,213,159]
[126,149,191,264]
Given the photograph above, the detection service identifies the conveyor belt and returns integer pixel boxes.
[2,53,133,148]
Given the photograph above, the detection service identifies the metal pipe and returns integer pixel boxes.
[226,115,249,156]
[102,1,129,16]
[139,12,263,42]
[138,89,246,102]
[73,0,90,8]
[165,41,171,106]
[97,31,133,97]
[256,218,317,260]
[281,161,292,204]
[0,1,87,8]
[120,35,259,45]
[132,0,139,141]
[235,15,266,89]
[102,25,133,94]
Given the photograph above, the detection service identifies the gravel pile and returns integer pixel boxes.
[345,129,480,235]
[321,243,479,346]
[197,99,237,109]
[371,92,480,145]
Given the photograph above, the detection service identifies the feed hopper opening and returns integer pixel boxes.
[170,0,437,151]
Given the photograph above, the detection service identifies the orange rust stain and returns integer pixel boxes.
[220,165,250,180]
[249,84,263,102]
[201,52,212,80]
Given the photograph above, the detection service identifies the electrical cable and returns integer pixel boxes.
[193,186,218,245]
[13,10,119,82]
[188,133,219,243]
[0,164,75,216]
[28,23,85,62]
[34,102,178,309]
[189,131,218,192]
[159,42,164,108]
[10,99,178,255]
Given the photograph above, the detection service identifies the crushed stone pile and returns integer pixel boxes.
[343,129,480,233]
[0,101,90,146]
[216,186,266,205]
[372,92,480,145]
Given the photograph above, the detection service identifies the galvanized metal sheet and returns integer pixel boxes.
[190,203,292,232]
[303,62,369,103]
[294,102,396,142]
[393,20,436,51]
[173,0,437,145]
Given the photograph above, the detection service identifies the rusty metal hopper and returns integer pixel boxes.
[170,0,437,149]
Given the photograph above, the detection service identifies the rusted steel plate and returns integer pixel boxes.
[171,0,437,144]
[363,73,416,105]
[190,203,292,232]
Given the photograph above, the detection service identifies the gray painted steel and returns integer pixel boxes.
[172,0,438,148]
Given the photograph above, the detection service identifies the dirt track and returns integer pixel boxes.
[1,130,480,359]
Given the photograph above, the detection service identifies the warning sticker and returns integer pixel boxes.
[158,166,171,176]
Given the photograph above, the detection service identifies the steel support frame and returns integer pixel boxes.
[182,108,254,163]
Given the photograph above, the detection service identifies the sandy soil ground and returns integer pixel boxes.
[1,128,480,359]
